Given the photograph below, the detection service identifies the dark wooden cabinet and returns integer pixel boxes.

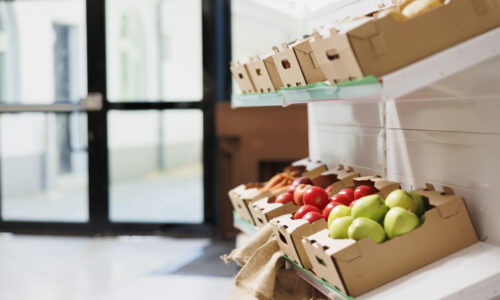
[216,102,308,238]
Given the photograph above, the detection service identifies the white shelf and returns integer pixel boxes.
[381,25,500,100]
[359,242,500,300]
[231,26,500,107]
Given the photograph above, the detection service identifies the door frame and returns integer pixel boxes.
[0,0,231,236]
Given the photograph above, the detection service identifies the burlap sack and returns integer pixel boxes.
[223,223,327,300]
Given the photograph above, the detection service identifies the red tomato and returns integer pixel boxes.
[293,205,320,220]
[330,193,353,206]
[293,184,312,206]
[302,211,324,224]
[354,185,377,200]
[325,184,333,196]
[275,193,294,205]
[303,187,329,210]
[338,188,354,201]
[322,201,342,220]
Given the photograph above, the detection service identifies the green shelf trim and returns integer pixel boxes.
[284,256,356,300]
[334,75,380,87]
[233,211,259,235]
[279,81,330,91]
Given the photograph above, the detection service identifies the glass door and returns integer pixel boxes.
[0,0,90,225]
[0,0,221,234]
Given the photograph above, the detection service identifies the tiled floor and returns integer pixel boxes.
[0,233,236,300]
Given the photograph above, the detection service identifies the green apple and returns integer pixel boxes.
[408,191,429,217]
[385,189,417,212]
[329,216,354,239]
[384,207,420,239]
[351,194,389,222]
[327,205,351,227]
[348,217,386,243]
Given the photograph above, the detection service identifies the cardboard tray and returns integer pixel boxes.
[271,214,327,269]
[229,158,327,226]
[228,183,272,225]
[250,192,299,229]
[311,164,360,194]
[246,54,283,93]
[230,61,256,94]
[302,183,479,297]
[316,0,500,81]
[353,175,400,199]
[272,38,326,88]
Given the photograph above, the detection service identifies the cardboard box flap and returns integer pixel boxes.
[303,165,328,179]
[312,164,359,189]
[229,184,246,196]
[241,189,273,202]
[293,37,314,55]
[414,184,463,218]
[273,214,308,233]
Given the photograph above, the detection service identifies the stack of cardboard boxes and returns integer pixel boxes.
[231,0,500,94]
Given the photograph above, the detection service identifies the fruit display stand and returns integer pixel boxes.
[230,24,500,299]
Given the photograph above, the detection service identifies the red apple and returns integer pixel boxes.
[330,193,354,206]
[302,211,324,224]
[294,205,320,220]
[293,184,312,206]
[292,177,313,186]
[275,193,294,205]
[322,201,342,220]
[349,200,357,207]
[303,187,329,210]
[338,188,354,201]
[287,184,297,195]
[354,185,377,200]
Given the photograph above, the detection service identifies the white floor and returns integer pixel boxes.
[0,233,234,300]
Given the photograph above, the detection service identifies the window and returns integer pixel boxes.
[107,0,203,102]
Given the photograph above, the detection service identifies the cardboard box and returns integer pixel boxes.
[228,183,272,225]
[263,54,284,90]
[230,61,256,94]
[311,164,360,194]
[246,55,283,93]
[309,18,371,84]
[318,0,500,80]
[271,214,327,269]
[353,175,400,199]
[272,38,326,88]
[250,192,299,229]
[302,184,478,296]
